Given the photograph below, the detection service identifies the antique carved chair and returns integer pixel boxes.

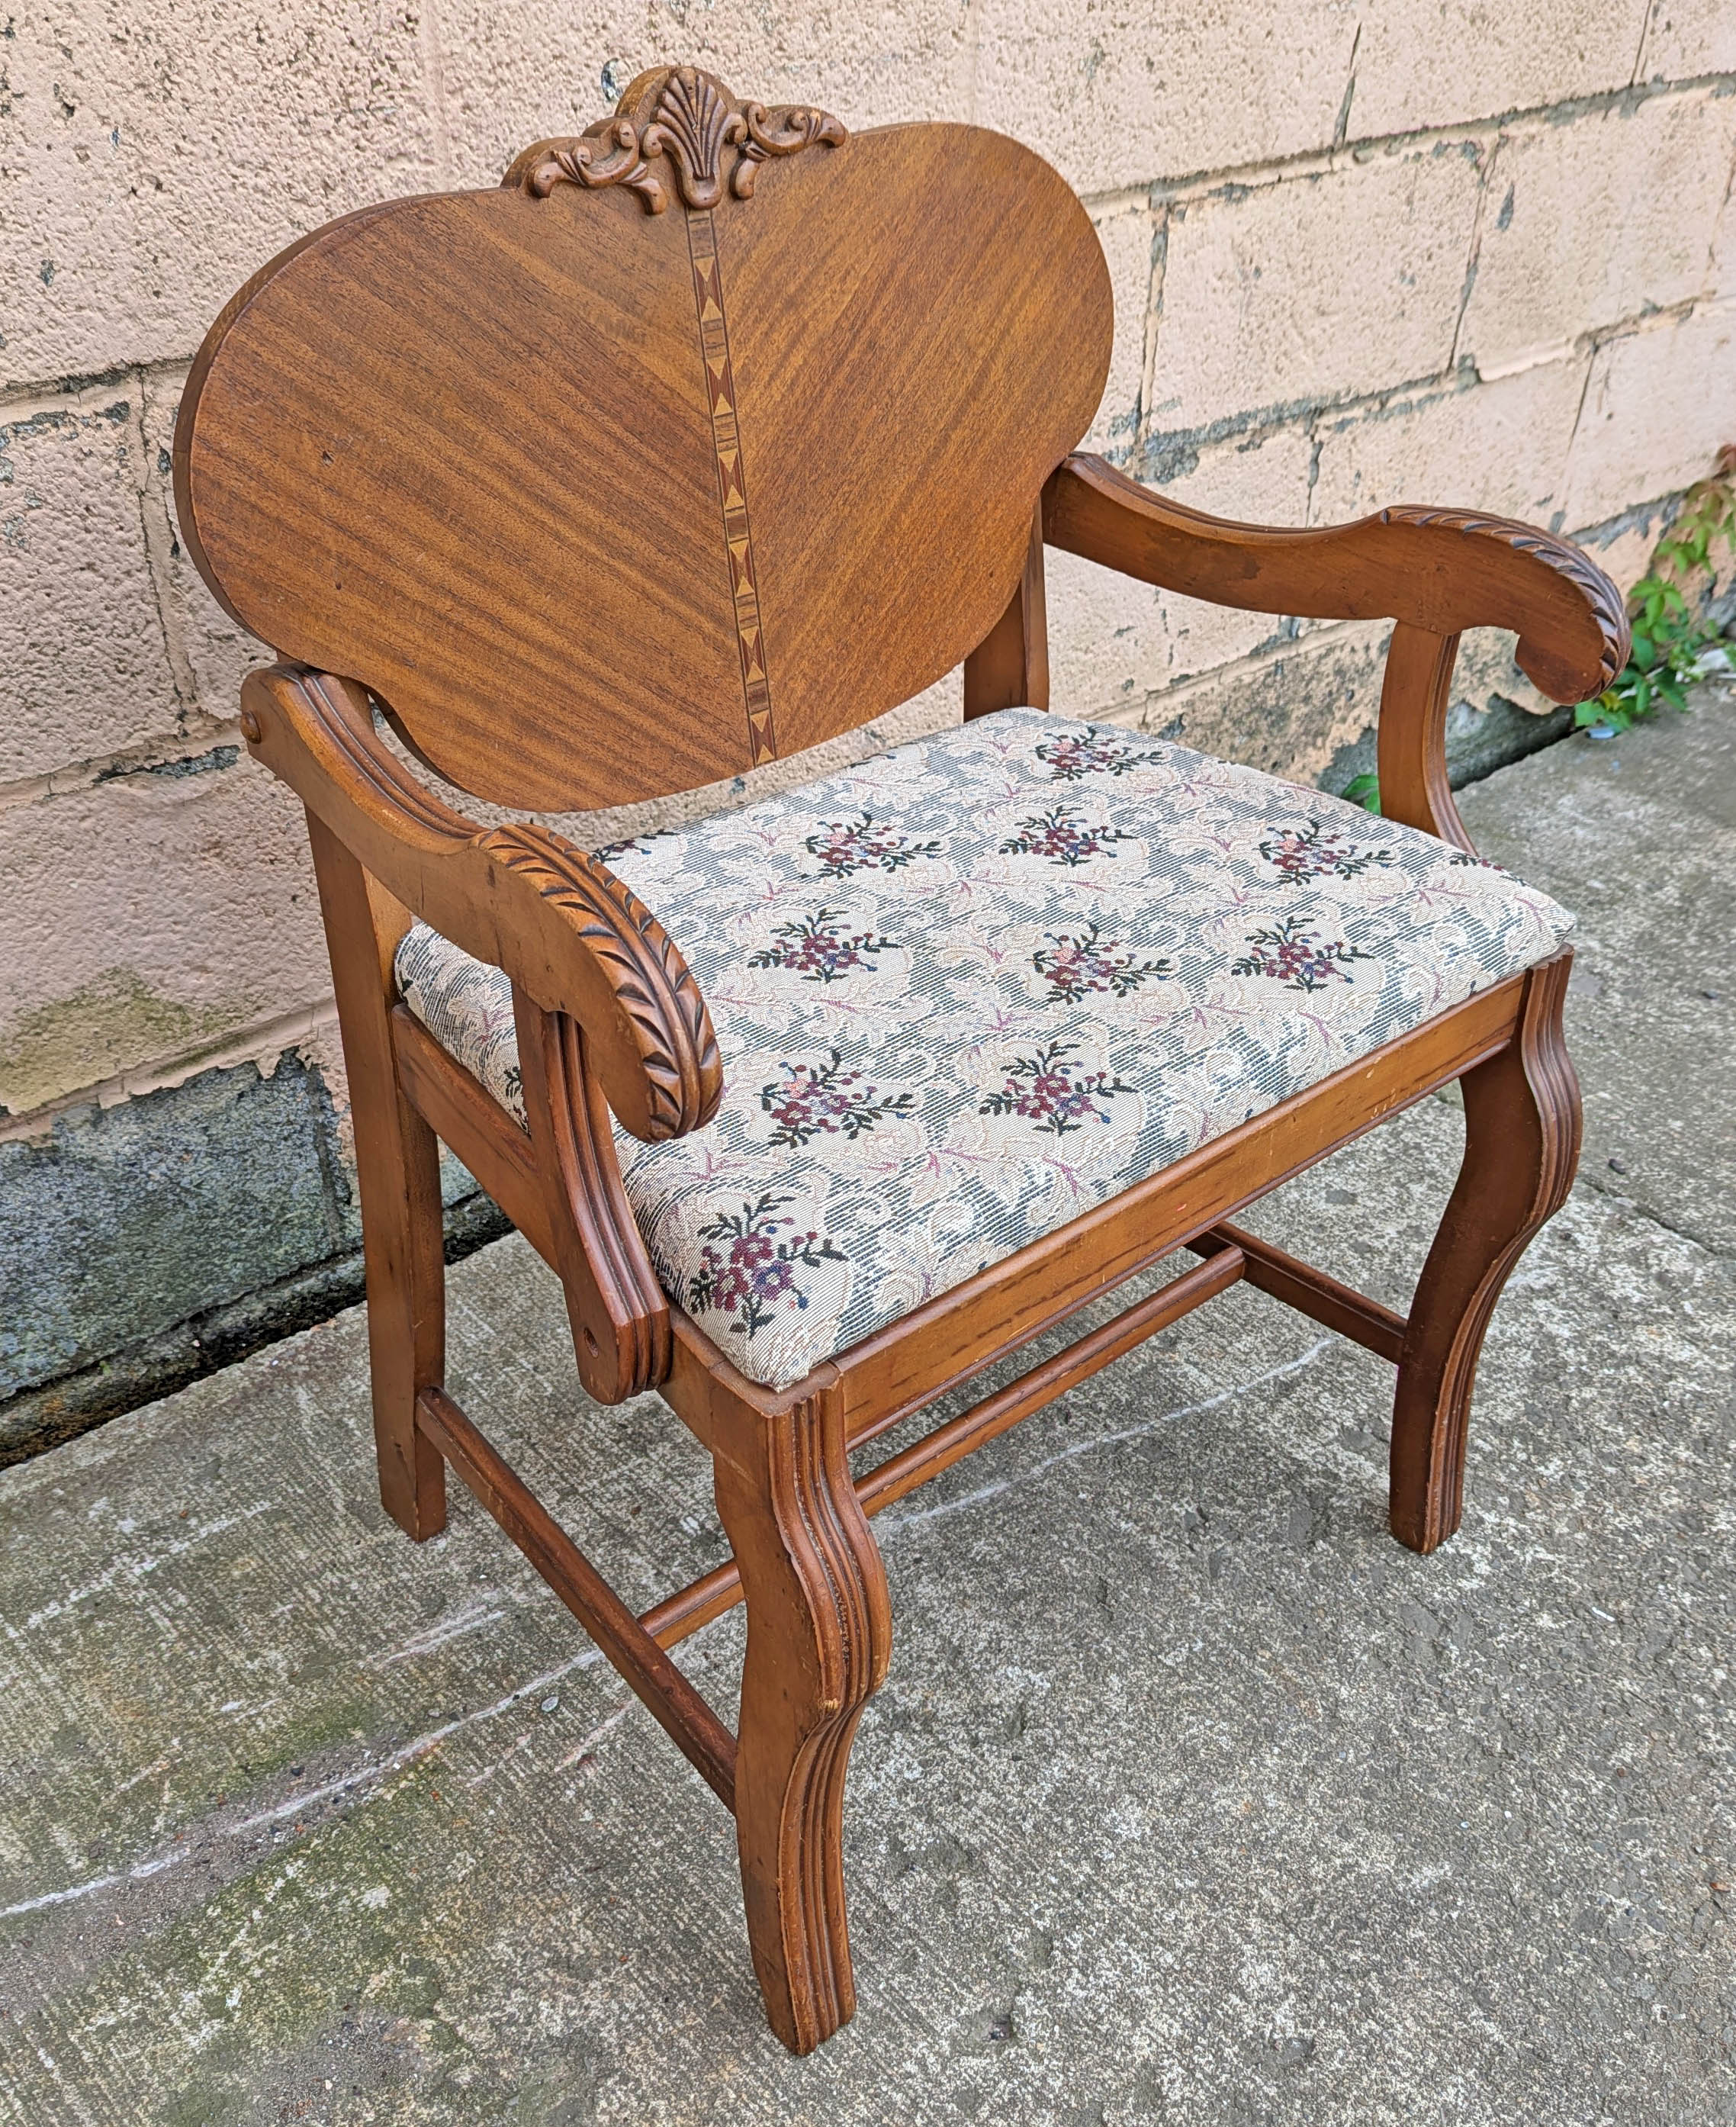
[174,66,1625,2053]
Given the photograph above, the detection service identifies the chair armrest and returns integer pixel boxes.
[1043,453,1629,703]
[241,664,722,1142]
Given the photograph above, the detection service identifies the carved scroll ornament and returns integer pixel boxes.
[1382,506,1632,693]
[507,66,847,214]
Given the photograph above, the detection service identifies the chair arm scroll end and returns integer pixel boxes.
[240,664,722,1144]
[1379,507,1630,706]
[476,825,723,1144]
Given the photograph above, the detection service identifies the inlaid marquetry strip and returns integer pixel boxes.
[686,211,776,764]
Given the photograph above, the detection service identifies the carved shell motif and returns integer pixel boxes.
[508,66,847,214]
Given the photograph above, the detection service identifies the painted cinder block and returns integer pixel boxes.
[972,0,1360,191]
[0,755,330,1117]
[1349,0,1649,139]
[1156,423,1317,680]
[431,0,977,188]
[1712,153,1736,301]
[1046,424,1316,718]
[5,5,1733,1440]
[138,371,270,726]
[1639,0,1736,80]
[0,1055,351,1400]
[1310,359,1590,531]
[1045,547,1174,720]
[1458,90,1736,378]
[0,386,185,784]
[1082,202,1159,461]
[1134,619,1394,787]
[1,0,442,388]
[1562,303,1736,530]
[1149,146,1484,437]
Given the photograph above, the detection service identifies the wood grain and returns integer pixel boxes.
[241,666,721,1144]
[175,85,1111,809]
[307,814,447,1540]
[1389,950,1582,1553]
[416,1385,737,1805]
[1044,453,1629,706]
[1185,1221,1407,1364]
[712,1379,891,2054]
[963,499,1049,719]
[186,78,1600,2054]
[513,988,670,1404]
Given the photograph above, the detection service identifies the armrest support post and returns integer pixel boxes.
[1042,452,1628,858]
[964,499,1049,719]
[1375,625,1472,853]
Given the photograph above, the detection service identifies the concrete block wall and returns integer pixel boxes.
[4,0,1734,1450]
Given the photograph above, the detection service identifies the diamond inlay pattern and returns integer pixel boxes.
[686,210,777,764]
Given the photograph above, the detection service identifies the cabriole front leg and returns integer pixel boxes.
[1390,951,1582,1554]
[712,1382,892,2054]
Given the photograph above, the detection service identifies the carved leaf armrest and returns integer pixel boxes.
[1043,454,1630,704]
[241,665,722,1142]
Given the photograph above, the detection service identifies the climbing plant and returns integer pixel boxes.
[1580,444,1736,736]
[1339,446,1736,805]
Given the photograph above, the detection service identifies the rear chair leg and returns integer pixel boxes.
[711,1382,892,2055]
[1390,952,1581,1554]
[307,811,448,1540]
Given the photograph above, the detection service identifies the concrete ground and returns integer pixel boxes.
[2,689,1732,2126]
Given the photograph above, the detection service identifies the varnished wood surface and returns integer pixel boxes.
[186,69,1606,2055]
[243,666,720,1144]
[710,1379,890,2053]
[1185,1221,1407,1363]
[1389,951,1582,1552]
[390,1006,553,1260]
[963,499,1050,719]
[1044,454,1629,705]
[416,1385,738,1806]
[307,814,447,1541]
[176,82,1111,809]
[1376,624,1474,850]
[513,989,670,1403]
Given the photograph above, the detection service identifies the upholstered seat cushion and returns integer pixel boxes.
[394,708,1572,1390]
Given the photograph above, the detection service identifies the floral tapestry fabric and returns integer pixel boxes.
[394,709,1573,1391]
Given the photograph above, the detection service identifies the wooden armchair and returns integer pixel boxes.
[174,66,1626,2054]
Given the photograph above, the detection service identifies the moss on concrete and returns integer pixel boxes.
[0,969,233,1118]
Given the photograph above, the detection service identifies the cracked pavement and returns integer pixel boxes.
[2,687,1731,2124]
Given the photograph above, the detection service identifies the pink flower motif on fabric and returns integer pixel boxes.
[1034,921,1172,1003]
[1034,732,1162,781]
[747,906,895,983]
[688,1192,847,1339]
[804,810,942,877]
[760,1049,916,1148]
[1257,819,1395,883]
[999,806,1134,867]
[1233,913,1370,992]
[979,1040,1136,1137]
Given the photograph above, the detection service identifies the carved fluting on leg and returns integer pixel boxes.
[1390,951,1581,1554]
[712,1382,892,2055]
[513,986,669,1405]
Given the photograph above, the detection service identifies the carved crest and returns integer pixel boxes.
[506,66,847,214]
